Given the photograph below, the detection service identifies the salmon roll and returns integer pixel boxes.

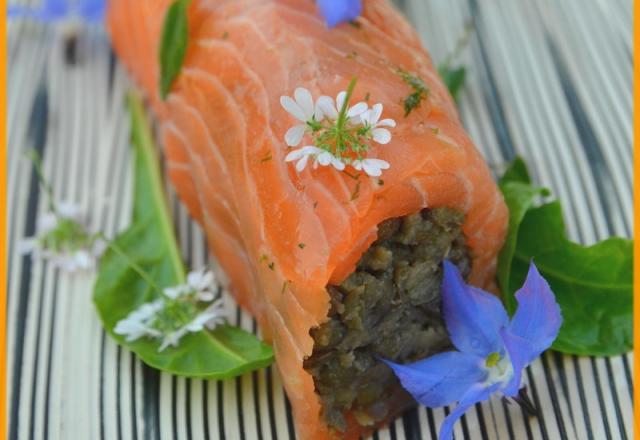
[108,0,508,438]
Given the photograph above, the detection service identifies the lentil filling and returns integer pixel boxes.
[303,208,470,431]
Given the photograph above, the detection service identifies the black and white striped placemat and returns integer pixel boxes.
[6,1,633,439]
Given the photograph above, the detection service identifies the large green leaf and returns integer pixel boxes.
[159,0,191,100]
[93,94,274,378]
[497,158,633,356]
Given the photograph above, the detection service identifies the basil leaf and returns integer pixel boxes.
[159,0,191,100]
[93,94,274,378]
[497,158,550,313]
[438,65,466,102]
[497,158,633,356]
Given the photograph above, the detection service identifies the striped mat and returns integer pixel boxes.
[6,0,634,439]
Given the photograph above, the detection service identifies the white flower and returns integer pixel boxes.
[316,91,368,122]
[187,268,216,301]
[352,158,391,177]
[20,202,103,273]
[285,146,345,172]
[114,300,164,342]
[159,299,226,351]
[360,103,396,145]
[280,88,324,147]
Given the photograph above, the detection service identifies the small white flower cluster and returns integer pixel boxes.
[280,86,396,177]
[19,201,105,272]
[114,269,226,352]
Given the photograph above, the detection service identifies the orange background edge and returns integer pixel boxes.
[0,1,635,439]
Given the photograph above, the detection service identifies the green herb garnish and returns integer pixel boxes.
[498,158,633,356]
[94,94,274,378]
[159,0,191,100]
[399,70,429,116]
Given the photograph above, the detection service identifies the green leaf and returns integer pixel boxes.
[159,0,191,100]
[93,94,274,378]
[497,158,550,313]
[497,158,633,356]
[438,65,466,102]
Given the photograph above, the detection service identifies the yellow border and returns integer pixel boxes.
[0,0,7,437]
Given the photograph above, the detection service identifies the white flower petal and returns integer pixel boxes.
[347,102,368,118]
[285,124,306,147]
[37,212,59,234]
[280,95,307,122]
[73,250,93,269]
[352,160,364,171]
[362,161,383,177]
[336,91,347,111]
[285,148,305,162]
[332,158,346,171]
[197,291,216,302]
[370,103,383,125]
[294,87,315,120]
[57,201,82,220]
[316,96,338,120]
[377,118,396,127]
[295,154,310,172]
[372,128,392,144]
[317,151,333,166]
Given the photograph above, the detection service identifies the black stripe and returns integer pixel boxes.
[499,399,517,440]
[571,356,595,439]
[551,352,581,438]
[235,309,246,440]
[171,377,179,440]
[539,355,569,439]
[473,403,490,440]
[9,81,49,440]
[524,368,550,440]
[142,365,161,440]
[425,408,438,440]
[265,367,278,440]
[202,381,211,440]
[389,420,398,440]
[604,358,628,440]
[546,38,622,234]
[284,393,297,440]
[467,0,517,160]
[401,408,422,440]
[621,356,633,400]
[186,378,193,440]
[43,271,60,440]
[217,381,225,439]
[588,358,613,439]
[251,320,264,440]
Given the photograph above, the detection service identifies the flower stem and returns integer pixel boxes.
[335,77,358,155]
[25,149,57,213]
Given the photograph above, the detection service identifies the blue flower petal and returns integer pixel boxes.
[439,383,501,440]
[8,0,69,21]
[507,261,562,363]
[442,260,509,357]
[317,0,362,28]
[78,0,107,22]
[382,351,486,407]
[499,328,534,397]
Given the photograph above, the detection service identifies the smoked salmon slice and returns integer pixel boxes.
[108,1,508,438]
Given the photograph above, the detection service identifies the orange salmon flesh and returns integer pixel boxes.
[108,1,508,438]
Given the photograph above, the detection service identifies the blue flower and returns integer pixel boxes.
[8,0,107,23]
[317,0,362,28]
[383,260,562,440]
